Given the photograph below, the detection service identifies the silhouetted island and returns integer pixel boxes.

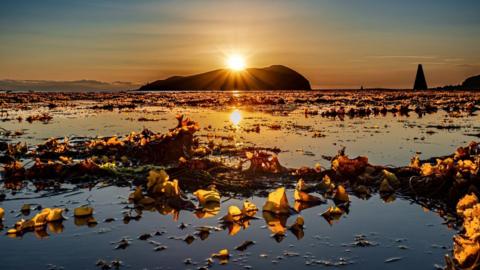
[462,75,480,89]
[138,65,311,91]
[433,74,480,90]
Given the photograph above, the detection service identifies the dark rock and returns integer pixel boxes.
[413,64,428,90]
[235,240,255,251]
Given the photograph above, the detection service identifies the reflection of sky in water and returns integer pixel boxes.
[0,103,474,269]
[4,105,479,168]
[0,187,453,269]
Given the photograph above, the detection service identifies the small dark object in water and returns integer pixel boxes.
[96,259,122,270]
[184,235,195,244]
[235,240,255,251]
[114,238,131,250]
[96,260,111,270]
[350,235,377,247]
[138,233,151,240]
[179,222,187,229]
[154,245,167,251]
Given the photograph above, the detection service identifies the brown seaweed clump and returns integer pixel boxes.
[445,193,480,269]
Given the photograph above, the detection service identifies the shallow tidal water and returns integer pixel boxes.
[1,91,479,269]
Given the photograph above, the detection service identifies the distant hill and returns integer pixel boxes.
[0,79,139,92]
[433,74,480,90]
[462,75,480,89]
[138,65,311,91]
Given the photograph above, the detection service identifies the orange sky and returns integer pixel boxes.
[1,0,479,89]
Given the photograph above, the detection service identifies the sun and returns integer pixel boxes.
[226,54,246,71]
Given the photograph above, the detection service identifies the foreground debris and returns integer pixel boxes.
[445,194,480,269]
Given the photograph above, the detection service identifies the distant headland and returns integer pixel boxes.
[138,65,311,91]
[433,74,480,90]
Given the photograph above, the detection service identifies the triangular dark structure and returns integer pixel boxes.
[413,64,428,90]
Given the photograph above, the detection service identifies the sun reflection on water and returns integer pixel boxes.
[229,109,242,126]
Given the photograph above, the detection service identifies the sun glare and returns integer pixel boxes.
[226,54,246,71]
[229,109,242,126]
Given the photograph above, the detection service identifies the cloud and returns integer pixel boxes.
[367,55,437,59]
[444,58,464,62]
[456,64,480,68]
[0,79,140,91]
[410,62,446,65]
